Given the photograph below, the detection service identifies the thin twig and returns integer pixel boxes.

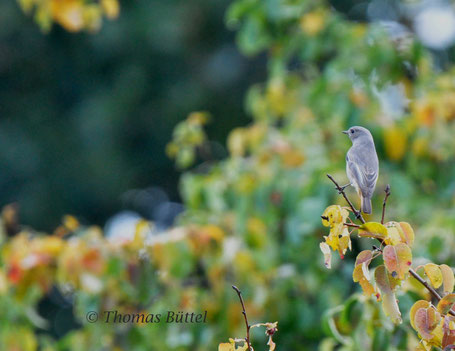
[232,285,252,350]
[408,269,455,317]
[381,184,391,225]
[327,174,365,224]
[344,223,360,228]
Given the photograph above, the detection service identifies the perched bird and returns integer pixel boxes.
[342,126,379,214]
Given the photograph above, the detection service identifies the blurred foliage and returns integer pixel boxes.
[0,0,257,230]
[17,0,119,32]
[2,0,455,350]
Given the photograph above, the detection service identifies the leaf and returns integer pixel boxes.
[319,242,332,269]
[399,222,415,247]
[219,340,248,351]
[384,221,404,245]
[267,336,276,351]
[353,264,375,297]
[353,250,375,296]
[321,205,349,227]
[355,250,373,266]
[358,222,388,240]
[374,265,402,324]
[219,343,234,351]
[440,264,455,294]
[410,300,431,329]
[324,224,351,259]
[438,294,455,315]
[383,243,412,279]
[424,263,444,289]
[442,315,455,348]
[414,307,441,340]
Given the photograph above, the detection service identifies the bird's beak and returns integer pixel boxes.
[342,130,349,134]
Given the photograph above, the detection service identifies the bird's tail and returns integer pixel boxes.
[361,196,372,214]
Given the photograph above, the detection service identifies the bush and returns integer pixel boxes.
[3,0,455,350]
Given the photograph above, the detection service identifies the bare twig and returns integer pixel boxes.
[344,223,360,228]
[327,174,365,224]
[232,285,252,350]
[381,184,391,225]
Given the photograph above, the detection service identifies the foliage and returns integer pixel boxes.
[319,186,455,350]
[17,0,119,32]
[2,0,455,350]
[219,286,278,351]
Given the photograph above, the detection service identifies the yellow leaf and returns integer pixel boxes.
[218,343,234,351]
[83,4,102,32]
[353,264,375,297]
[101,0,119,19]
[383,243,412,279]
[440,264,455,294]
[384,126,407,161]
[358,222,388,240]
[50,0,85,32]
[384,221,404,245]
[321,205,349,227]
[325,224,351,258]
[424,263,443,289]
[300,10,325,36]
[399,222,415,247]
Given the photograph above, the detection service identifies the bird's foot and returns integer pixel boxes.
[354,210,362,219]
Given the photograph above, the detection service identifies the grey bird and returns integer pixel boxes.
[342,126,379,214]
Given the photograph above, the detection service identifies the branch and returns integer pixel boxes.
[327,174,365,224]
[381,184,391,225]
[327,175,455,317]
[408,268,455,317]
[232,285,252,350]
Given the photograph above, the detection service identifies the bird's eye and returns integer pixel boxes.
[351,129,355,134]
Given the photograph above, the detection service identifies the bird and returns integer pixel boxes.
[342,126,379,214]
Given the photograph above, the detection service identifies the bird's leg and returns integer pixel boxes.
[336,183,351,194]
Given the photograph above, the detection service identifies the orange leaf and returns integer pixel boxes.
[410,300,431,330]
[383,243,412,279]
[414,307,441,340]
[438,294,455,315]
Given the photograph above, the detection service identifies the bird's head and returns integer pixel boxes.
[342,126,372,143]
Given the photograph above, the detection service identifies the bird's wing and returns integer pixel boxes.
[346,150,378,198]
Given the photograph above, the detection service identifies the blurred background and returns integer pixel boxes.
[1,0,455,350]
[0,0,265,230]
